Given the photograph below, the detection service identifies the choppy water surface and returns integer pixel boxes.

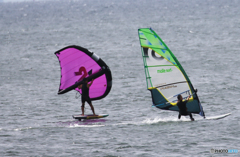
[0,0,239,156]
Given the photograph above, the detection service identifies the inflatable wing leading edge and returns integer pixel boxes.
[54,45,112,101]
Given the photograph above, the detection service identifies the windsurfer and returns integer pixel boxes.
[177,95,194,121]
[78,78,96,116]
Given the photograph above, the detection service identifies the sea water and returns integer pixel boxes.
[0,0,239,156]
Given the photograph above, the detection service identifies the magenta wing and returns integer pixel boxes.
[55,45,112,100]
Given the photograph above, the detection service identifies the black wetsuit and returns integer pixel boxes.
[81,82,91,104]
[177,100,194,120]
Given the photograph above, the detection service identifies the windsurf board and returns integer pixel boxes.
[205,113,231,120]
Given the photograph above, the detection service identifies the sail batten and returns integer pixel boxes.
[141,46,167,50]
[145,65,176,68]
[138,28,205,117]
[155,81,188,88]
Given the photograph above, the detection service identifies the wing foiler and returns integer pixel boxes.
[138,28,205,117]
[55,45,112,101]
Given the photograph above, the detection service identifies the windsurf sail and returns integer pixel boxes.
[138,28,205,117]
[55,45,112,100]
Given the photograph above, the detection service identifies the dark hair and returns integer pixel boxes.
[83,78,88,82]
[177,95,182,100]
